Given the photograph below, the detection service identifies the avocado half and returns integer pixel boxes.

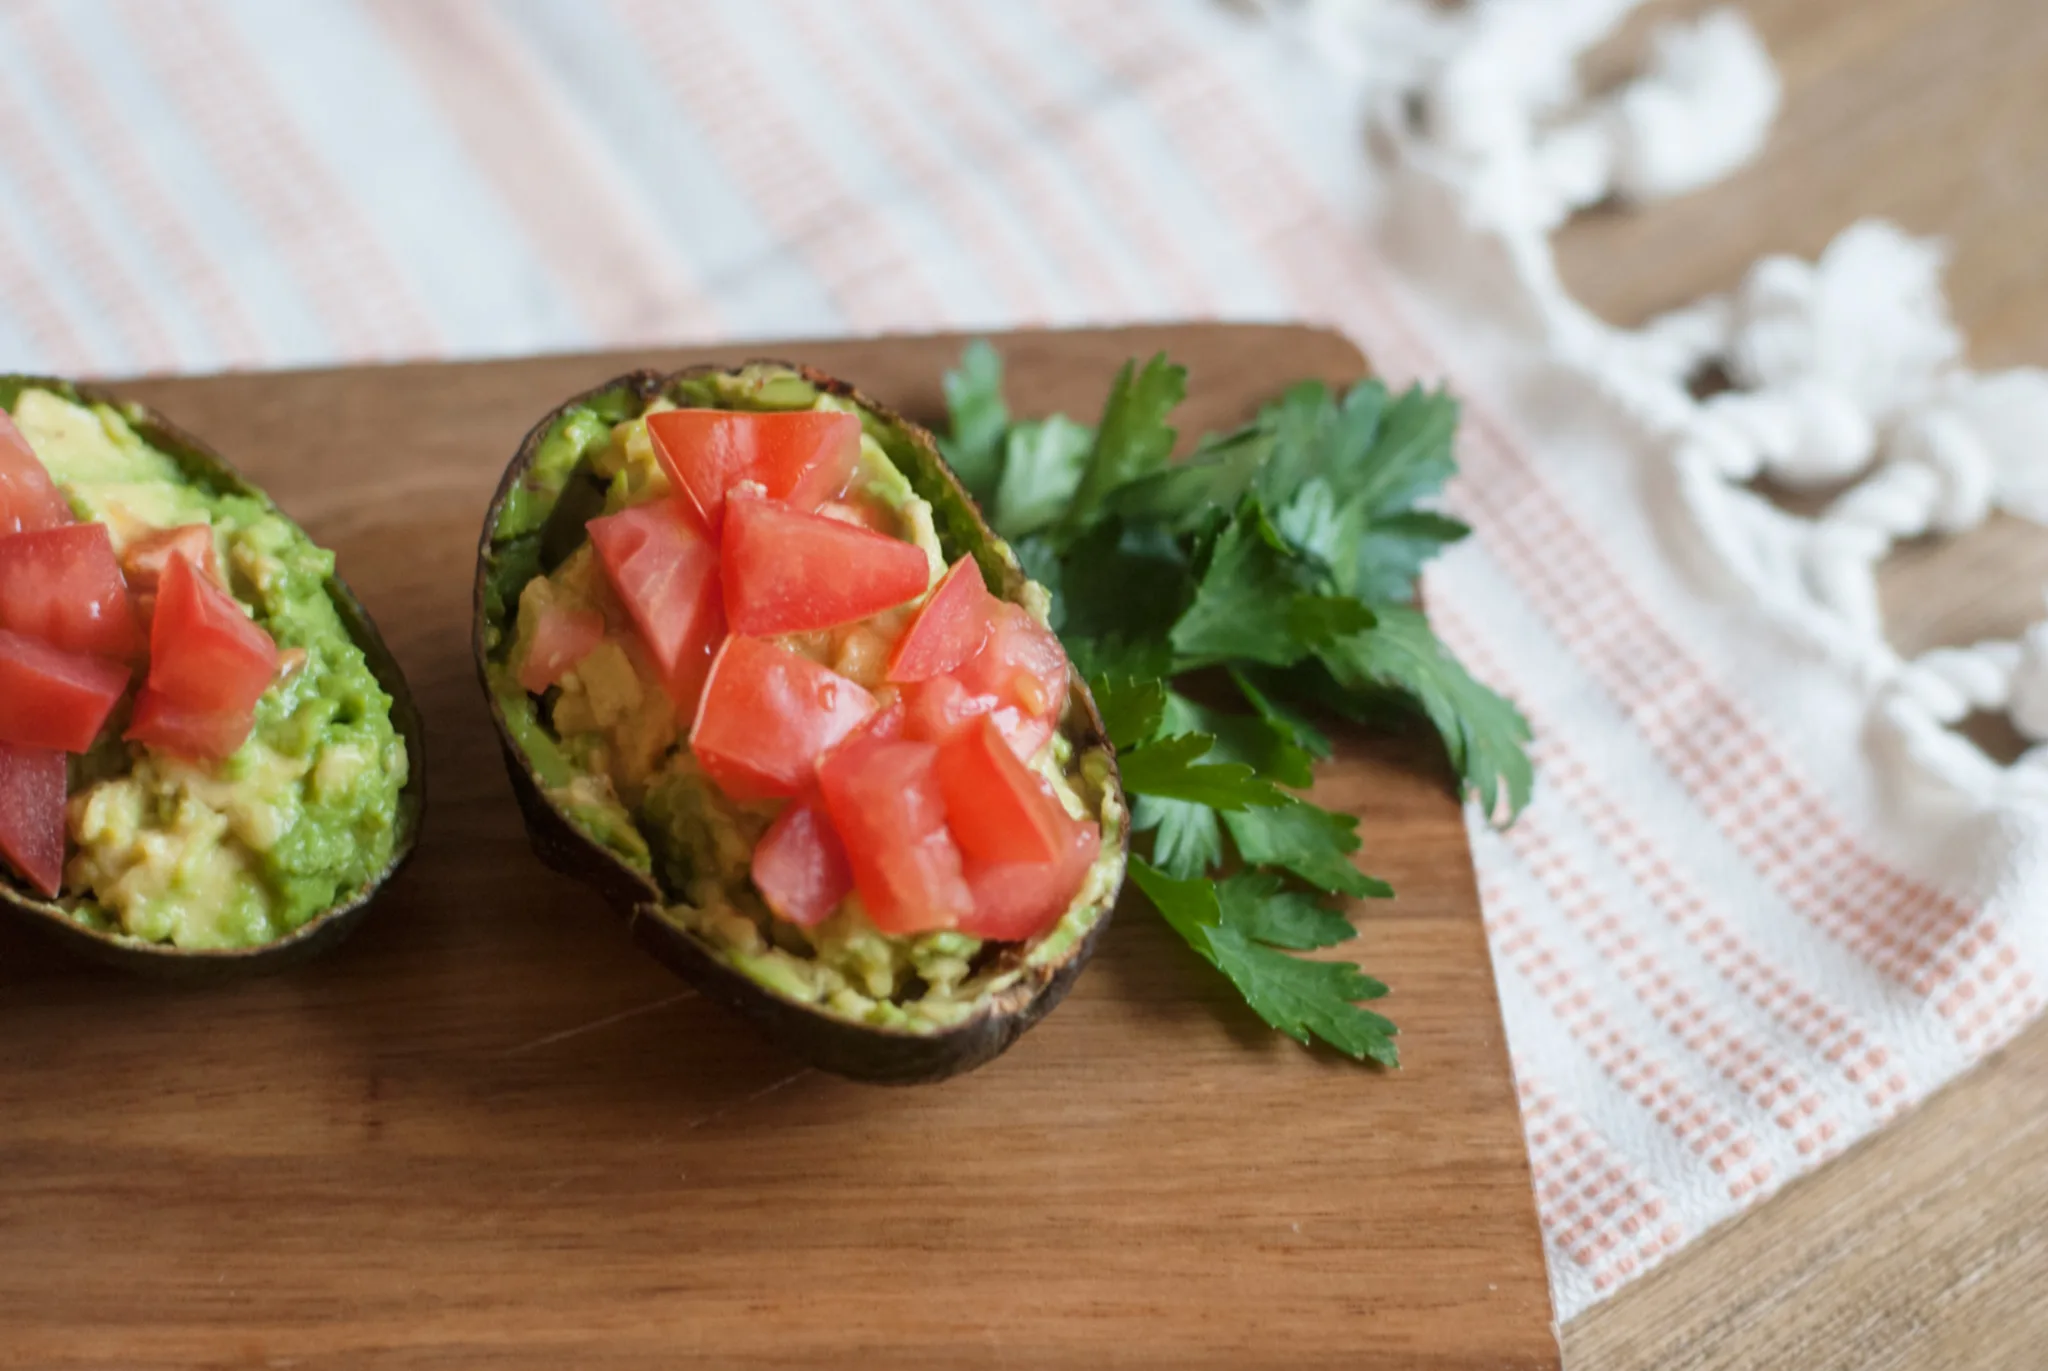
[0,376,427,979]
[474,363,1129,1084]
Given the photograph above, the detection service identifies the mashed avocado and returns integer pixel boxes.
[489,367,1124,1032]
[9,388,410,950]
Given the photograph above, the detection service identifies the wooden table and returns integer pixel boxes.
[1557,1,2048,1367]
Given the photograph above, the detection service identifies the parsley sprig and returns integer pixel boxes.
[940,343,1532,1067]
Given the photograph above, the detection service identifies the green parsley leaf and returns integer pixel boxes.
[1129,860,1398,1066]
[1344,384,1459,517]
[1316,605,1534,822]
[1088,675,1167,750]
[1107,426,1271,531]
[1348,509,1469,604]
[1230,667,1335,761]
[1163,692,1315,790]
[1224,798,1393,899]
[1053,354,1186,544]
[992,414,1094,540]
[1058,520,1188,646]
[1131,795,1224,878]
[1116,733,1288,810]
[1169,502,1361,669]
[938,340,1009,505]
[1216,872,1358,950]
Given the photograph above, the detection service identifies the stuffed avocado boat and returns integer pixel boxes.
[0,378,422,973]
[476,363,1128,1083]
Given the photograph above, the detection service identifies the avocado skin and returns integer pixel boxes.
[476,364,1128,1085]
[0,377,427,978]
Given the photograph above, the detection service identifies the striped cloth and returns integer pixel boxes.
[5,0,2020,1322]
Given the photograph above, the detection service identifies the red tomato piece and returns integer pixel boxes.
[0,741,66,897]
[125,688,256,762]
[954,601,1069,726]
[750,793,853,928]
[0,627,129,753]
[0,522,144,659]
[960,821,1103,943]
[146,553,279,716]
[586,498,725,717]
[886,556,995,684]
[516,604,606,695]
[0,410,71,537]
[902,675,1055,762]
[721,495,930,636]
[816,732,971,934]
[935,716,1068,866]
[122,524,221,594]
[690,636,877,802]
[648,409,861,526]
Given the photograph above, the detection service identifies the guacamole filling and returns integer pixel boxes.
[485,366,1124,1033]
[5,387,409,950]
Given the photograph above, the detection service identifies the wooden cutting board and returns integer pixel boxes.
[0,325,1557,1370]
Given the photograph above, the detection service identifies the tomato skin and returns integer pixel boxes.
[959,821,1102,943]
[0,411,72,538]
[585,498,724,717]
[721,495,931,637]
[146,553,279,716]
[647,409,861,527]
[122,524,220,595]
[0,522,144,659]
[750,793,853,928]
[816,732,972,934]
[935,716,1067,866]
[0,627,130,753]
[516,604,606,695]
[125,689,255,762]
[886,556,994,683]
[902,674,1054,762]
[0,740,66,896]
[691,636,877,803]
[954,601,1069,726]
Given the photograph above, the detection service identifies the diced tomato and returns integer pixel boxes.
[936,716,1068,866]
[0,522,143,659]
[125,689,256,762]
[516,603,606,695]
[721,495,930,637]
[954,601,1069,727]
[648,408,861,526]
[750,793,853,928]
[0,410,72,538]
[960,821,1102,943]
[902,674,1055,762]
[0,741,66,897]
[816,731,971,934]
[146,553,279,717]
[0,627,129,753]
[122,524,221,594]
[690,636,876,803]
[887,556,995,683]
[586,498,724,717]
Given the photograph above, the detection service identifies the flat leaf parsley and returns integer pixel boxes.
[940,342,1533,1066]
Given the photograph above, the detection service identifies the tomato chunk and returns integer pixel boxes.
[902,674,1055,762]
[122,524,221,595]
[0,522,143,659]
[0,741,66,897]
[751,793,853,928]
[817,732,971,934]
[0,410,72,537]
[125,689,256,762]
[516,603,606,695]
[146,553,279,716]
[721,495,930,637]
[586,498,724,716]
[887,556,995,683]
[0,627,129,753]
[648,408,861,526]
[936,716,1068,866]
[960,821,1102,943]
[954,601,1069,728]
[691,636,876,802]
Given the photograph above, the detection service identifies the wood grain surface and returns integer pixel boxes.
[1556,1,2048,1368]
[0,326,1558,1370]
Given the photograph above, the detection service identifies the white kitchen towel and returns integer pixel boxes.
[4,0,2042,1321]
